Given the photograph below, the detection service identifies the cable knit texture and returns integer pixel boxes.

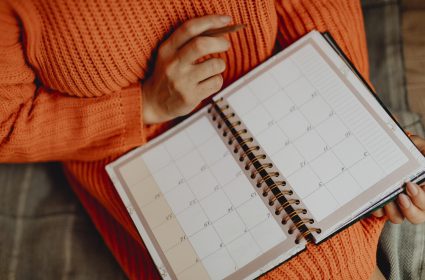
[0,0,385,279]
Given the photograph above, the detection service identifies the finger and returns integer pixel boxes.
[372,208,385,218]
[178,36,230,63]
[406,182,425,211]
[191,58,226,82]
[397,193,425,224]
[167,15,232,50]
[411,135,425,154]
[196,74,223,100]
[384,201,404,224]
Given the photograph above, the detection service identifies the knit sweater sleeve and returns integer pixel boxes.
[0,3,145,162]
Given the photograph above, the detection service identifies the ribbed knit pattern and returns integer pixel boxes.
[0,0,385,279]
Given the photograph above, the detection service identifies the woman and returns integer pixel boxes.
[1,0,424,279]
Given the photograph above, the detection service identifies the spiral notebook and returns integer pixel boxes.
[106,31,425,280]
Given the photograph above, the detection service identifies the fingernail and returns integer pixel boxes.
[399,193,411,209]
[220,15,232,23]
[407,182,419,196]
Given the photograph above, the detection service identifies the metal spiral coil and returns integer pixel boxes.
[209,99,321,244]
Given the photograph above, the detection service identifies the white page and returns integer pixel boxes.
[216,31,424,241]
[107,109,305,280]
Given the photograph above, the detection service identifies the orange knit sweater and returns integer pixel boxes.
[0,0,385,279]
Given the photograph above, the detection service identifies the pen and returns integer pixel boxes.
[201,24,246,37]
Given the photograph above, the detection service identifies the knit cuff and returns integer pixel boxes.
[360,214,387,238]
[120,83,146,150]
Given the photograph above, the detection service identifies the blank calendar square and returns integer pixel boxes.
[164,131,194,160]
[294,130,326,161]
[177,204,209,236]
[270,59,301,87]
[189,226,222,259]
[152,164,184,193]
[175,150,205,179]
[300,96,332,126]
[214,211,246,244]
[164,183,195,214]
[227,233,261,268]
[316,115,348,147]
[303,187,339,221]
[250,217,287,251]
[200,189,232,222]
[288,166,321,199]
[187,170,218,200]
[203,248,235,280]
[310,152,343,183]
[186,117,216,146]
[326,172,362,205]
[255,124,288,155]
[278,111,309,140]
[285,77,315,106]
[237,197,269,229]
[198,135,228,166]
[227,88,258,117]
[333,136,366,168]
[272,146,304,176]
[210,155,242,186]
[349,157,384,190]
[143,145,172,173]
[262,89,294,121]
[248,73,281,101]
[242,106,274,135]
[223,175,256,207]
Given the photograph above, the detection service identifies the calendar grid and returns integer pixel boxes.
[132,115,289,279]
[160,141,238,276]
[288,57,386,196]
[294,46,407,172]
[292,57,384,174]
[226,51,402,221]
[245,62,361,207]
[183,127,263,266]
[261,74,345,209]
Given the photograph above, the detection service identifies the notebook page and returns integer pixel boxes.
[107,108,305,280]
[215,31,423,242]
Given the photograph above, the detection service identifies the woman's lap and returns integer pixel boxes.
[64,1,386,279]
[65,162,385,279]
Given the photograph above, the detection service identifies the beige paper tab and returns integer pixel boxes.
[153,218,186,251]
[119,158,151,187]
[165,239,198,274]
[128,176,162,208]
[142,196,173,228]
[178,262,210,280]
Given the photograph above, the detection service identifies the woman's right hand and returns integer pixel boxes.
[142,15,232,124]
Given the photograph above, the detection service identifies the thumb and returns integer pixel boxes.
[372,208,385,217]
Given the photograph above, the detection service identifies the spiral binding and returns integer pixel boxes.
[209,98,321,244]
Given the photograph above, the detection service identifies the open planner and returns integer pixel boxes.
[106,31,425,280]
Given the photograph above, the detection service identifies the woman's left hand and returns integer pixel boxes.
[372,182,425,224]
[372,135,425,224]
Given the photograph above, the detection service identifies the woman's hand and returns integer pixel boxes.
[142,15,232,124]
[372,136,425,224]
